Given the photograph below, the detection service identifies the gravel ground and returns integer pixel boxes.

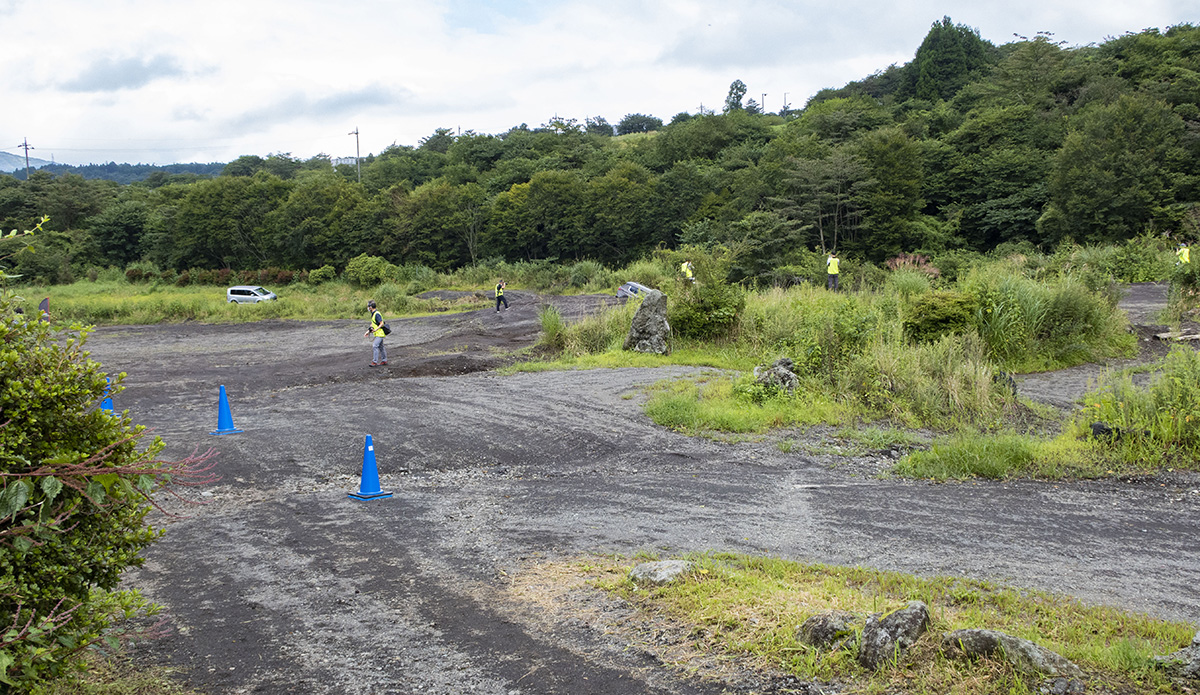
[81,285,1200,695]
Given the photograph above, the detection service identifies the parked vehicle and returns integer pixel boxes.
[226,285,277,304]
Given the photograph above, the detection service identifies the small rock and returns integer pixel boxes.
[796,610,860,648]
[858,601,929,670]
[1154,629,1200,679]
[942,629,1082,677]
[629,560,693,586]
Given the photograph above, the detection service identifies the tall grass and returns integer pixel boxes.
[1067,346,1200,469]
[14,280,483,325]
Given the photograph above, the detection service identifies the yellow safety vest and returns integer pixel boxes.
[681,262,694,279]
[496,283,504,296]
[827,257,840,274]
[370,311,385,337]
[1179,247,1191,264]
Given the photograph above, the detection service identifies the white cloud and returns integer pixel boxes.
[0,0,1193,165]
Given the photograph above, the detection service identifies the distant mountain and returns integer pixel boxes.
[0,151,51,173]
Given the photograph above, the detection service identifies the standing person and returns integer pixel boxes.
[1178,242,1191,265]
[495,279,508,312]
[826,252,840,291]
[363,300,387,367]
[681,260,695,283]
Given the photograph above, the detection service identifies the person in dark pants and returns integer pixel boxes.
[495,280,508,312]
[826,252,840,291]
[364,300,387,366]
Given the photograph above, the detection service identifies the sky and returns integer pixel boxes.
[1,0,1194,167]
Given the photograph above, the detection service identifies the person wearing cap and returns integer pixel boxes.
[826,252,841,291]
[363,300,387,366]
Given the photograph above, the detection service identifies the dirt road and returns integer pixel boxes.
[84,286,1199,695]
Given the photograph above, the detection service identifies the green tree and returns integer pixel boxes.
[854,127,925,259]
[585,116,614,137]
[616,113,663,135]
[901,16,995,102]
[263,172,375,268]
[85,200,156,268]
[167,172,292,269]
[724,79,748,113]
[418,128,457,154]
[772,150,870,254]
[1040,94,1187,244]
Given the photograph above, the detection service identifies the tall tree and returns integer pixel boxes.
[901,16,995,102]
[724,79,748,113]
[1040,94,1187,244]
[616,113,663,135]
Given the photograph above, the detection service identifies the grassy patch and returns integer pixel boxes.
[642,376,848,435]
[32,649,198,695]
[567,553,1193,694]
[10,280,486,325]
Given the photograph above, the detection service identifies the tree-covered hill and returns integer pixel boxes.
[1,19,1197,284]
[16,161,226,185]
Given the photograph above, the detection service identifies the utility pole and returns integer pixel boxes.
[348,127,361,183]
[19,137,33,180]
[762,93,767,113]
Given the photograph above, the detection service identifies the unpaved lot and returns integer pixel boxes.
[83,285,1200,695]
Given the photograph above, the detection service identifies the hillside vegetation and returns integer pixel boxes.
[0,20,1197,286]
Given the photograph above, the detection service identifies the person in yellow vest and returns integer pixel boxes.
[363,300,387,367]
[826,252,840,291]
[495,279,508,312]
[681,260,695,283]
[1178,243,1190,265]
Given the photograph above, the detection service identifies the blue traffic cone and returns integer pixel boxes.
[209,385,243,435]
[348,434,392,501]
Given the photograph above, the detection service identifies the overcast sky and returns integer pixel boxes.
[1,0,1194,166]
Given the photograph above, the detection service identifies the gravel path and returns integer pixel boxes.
[81,286,1199,695]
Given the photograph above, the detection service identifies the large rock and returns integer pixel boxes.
[796,610,860,648]
[629,560,693,586]
[1155,629,1200,679]
[942,629,1083,677]
[753,357,799,394]
[623,289,670,355]
[857,601,930,670]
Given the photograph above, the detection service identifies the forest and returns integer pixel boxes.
[1,19,1198,285]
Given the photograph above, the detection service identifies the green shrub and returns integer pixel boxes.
[669,281,745,339]
[0,292,215,689]
[568,260,606,288]
[932,249,987,283]
[308,265,337,285]
[343,254,394,288]
[903,290,975,343]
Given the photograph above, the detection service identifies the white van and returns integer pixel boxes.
[226,285,278,304]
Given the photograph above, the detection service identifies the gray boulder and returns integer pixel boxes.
[796,610,859,648]
[942,629,1082,677]
[1155,629,1200,679]
[753,357,799,394]
[623,289,670,355]
[629,560,693,586]
[858,601,930,670]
